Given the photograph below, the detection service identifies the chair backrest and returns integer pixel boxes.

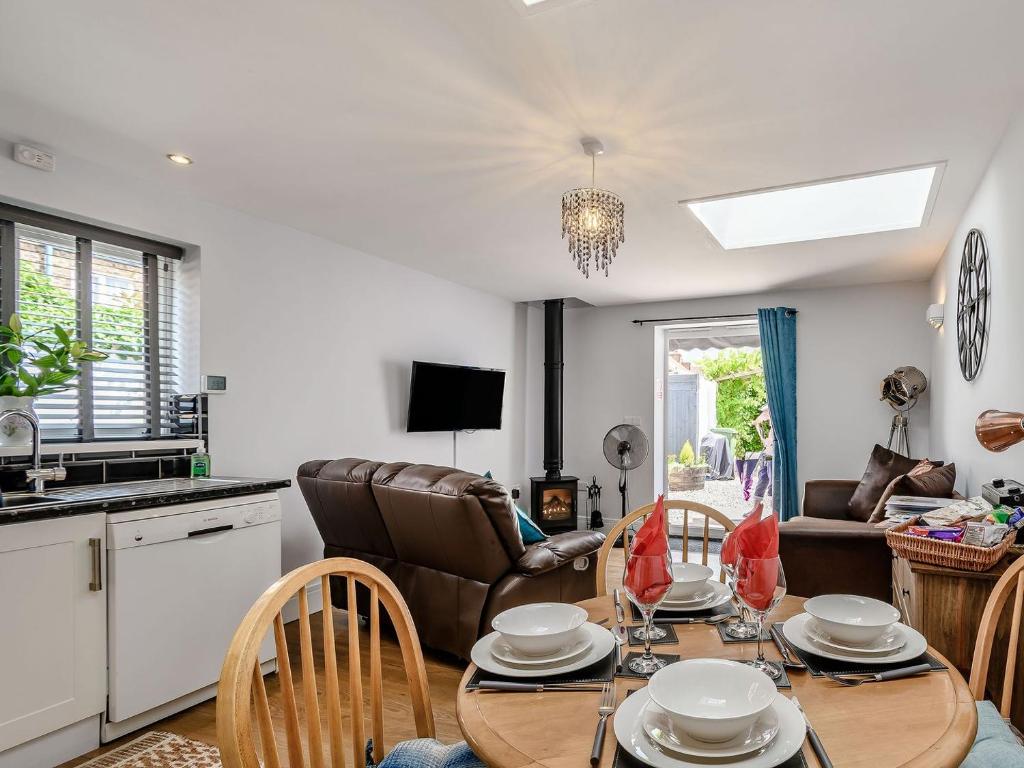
[218,558,435,768]
[595,500,736,595]
[970,554,1024,717]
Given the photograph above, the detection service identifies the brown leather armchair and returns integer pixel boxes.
[298,458,604,659]
[778,480,894,603]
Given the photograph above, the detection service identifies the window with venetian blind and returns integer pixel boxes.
[0,204,184,441]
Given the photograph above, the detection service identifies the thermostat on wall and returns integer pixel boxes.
[201,375,227,393]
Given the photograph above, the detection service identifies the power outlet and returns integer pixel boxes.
[13,143,55,172]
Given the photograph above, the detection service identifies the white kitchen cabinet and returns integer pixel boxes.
[0,513,106,753]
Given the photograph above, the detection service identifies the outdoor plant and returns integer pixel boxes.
[694,349,767,456]
[667,440,707,467]
[0,313,107,398]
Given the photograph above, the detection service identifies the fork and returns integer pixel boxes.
[590,681,616,765]
[825,663,932,687]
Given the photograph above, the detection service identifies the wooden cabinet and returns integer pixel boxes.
[893,552,1024,729]
[0,513,106,752]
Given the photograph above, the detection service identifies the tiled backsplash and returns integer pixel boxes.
[0,447,198,493]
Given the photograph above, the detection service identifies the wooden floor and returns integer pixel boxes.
[60,549,637,767]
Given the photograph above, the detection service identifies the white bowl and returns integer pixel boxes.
[647,659,776,743]
[490,603,588,657]
[668,562,714,600]
[803,594,900,646]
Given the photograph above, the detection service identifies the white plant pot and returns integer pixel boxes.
[0,396,36,447]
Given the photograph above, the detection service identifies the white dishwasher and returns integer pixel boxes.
[104,493,281,741]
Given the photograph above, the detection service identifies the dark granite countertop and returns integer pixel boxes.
[0,476,291,525]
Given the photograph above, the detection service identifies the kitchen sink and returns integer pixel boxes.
[0,494,65,508]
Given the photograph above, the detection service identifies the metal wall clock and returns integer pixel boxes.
[957,228,990,381]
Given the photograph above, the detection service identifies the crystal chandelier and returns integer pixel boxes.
[561,138,625,278]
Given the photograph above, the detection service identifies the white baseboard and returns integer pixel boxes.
[281,579,324,623]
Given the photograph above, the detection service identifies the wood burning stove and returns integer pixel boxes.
[529,298,579,533]
[530,475,579,533]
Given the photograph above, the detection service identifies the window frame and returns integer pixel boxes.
[0,203,185,443]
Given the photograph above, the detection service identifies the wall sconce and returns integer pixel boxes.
[926,303,944,329]
[976,410,1024,452]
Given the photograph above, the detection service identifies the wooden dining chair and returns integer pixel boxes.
[595,500,736,595]
[217,558,434,768]
[964,554,1024,765]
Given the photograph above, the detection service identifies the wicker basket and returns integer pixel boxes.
[885,517,1014,572]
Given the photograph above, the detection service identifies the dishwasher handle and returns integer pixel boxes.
[88,538,102,592]
[187,524,234,538]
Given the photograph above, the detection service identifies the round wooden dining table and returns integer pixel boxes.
[457,594,978,768]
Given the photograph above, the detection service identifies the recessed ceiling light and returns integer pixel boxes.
[683,164,943,250]
[166,153,193,166]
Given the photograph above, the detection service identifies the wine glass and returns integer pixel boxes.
[734,555,787,679]
[623,551,673,675]
[721,531,759,640]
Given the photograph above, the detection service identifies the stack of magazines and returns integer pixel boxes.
[879,495,993,528]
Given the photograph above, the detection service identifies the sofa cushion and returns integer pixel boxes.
[961,700,1024,768]
[484,471,547,544]
[780,515,887,540]
[867,463,957,523]
[848,445,925,522]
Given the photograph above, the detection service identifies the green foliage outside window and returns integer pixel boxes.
[694,349,767,457]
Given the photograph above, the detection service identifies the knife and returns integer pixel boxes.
[792,696,833,768]
[612,589,626,672]
[477,680,605,692]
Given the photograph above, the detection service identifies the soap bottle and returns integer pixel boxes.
[190,443,211,478]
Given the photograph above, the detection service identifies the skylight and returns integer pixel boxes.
[684,165,941,250]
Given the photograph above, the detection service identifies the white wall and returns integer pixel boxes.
[929,106,1024,495]
[524,282,933,521]
[0,140,526,573]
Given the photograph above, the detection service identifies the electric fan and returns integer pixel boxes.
[603,423,650,524]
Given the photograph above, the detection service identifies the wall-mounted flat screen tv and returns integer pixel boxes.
[407,361,505,432]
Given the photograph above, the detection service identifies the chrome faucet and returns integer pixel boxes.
[0,409,66,494]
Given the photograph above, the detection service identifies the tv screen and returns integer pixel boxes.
[407,361,505,432]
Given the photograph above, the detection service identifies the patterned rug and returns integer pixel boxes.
[77,732,221,768]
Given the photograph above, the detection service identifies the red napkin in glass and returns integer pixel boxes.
[733,512,780,610]
[624,495,673,604]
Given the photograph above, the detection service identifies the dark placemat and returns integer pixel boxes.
[627,623,679,647]
[717,620,771,643]
[630,601,736,622]
[615,652,680,679]
[613,745,809,767]
[771,622,948,677]
[465,650,615,690]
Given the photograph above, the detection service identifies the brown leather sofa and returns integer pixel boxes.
[778,480,896,603]
[297,458,605,659]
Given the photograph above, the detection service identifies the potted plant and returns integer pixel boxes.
[667,440,708,492]
[0,314,107,446]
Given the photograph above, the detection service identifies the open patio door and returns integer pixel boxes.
[655,317,767,541]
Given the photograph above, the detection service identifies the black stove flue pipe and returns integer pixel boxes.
[543,298,565,481]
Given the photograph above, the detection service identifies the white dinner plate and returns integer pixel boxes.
[804,617,906,655]
[614,688,804,768]
[470,622,615,678]
[489,632,593,667]
[642,698,780,759]
[657,580,732,612]
[660,586,716,606]
[782,613,927,665]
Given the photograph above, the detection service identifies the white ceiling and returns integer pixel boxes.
[1,0,1023,306]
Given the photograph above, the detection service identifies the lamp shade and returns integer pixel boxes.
[976,410,1024,452]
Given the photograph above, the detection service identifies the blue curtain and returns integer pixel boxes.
[758,307,798,521]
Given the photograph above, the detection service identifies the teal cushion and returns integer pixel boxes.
[483,471,548,545]
[961,701,1024,767]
